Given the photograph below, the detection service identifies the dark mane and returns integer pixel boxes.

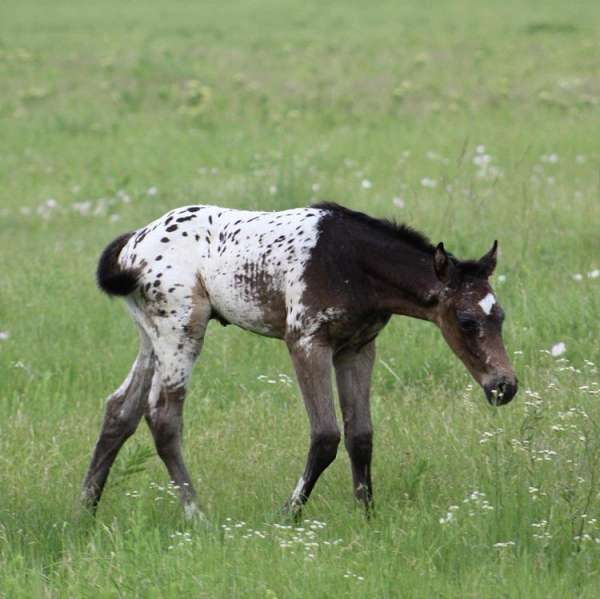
[313,202,434,254]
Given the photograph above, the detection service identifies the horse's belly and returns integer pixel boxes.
[204,268,287,338]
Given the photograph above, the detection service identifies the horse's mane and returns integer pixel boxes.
[312,202,434,254]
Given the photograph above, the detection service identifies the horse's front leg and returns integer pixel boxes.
[284,339,340,520]
[333,340,376,515]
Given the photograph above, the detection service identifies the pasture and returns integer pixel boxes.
[1,0,599,596]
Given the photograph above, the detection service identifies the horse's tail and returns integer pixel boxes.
[96,232,139,296]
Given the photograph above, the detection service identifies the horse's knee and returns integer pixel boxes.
[346,429,373,464]
[103,395,139,439]
[311,429,341,467]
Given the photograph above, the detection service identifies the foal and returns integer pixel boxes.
[81,202,517,520]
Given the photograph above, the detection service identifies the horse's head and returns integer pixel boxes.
[432,241,517,406]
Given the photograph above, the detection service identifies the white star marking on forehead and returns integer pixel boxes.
[478,293,496,316]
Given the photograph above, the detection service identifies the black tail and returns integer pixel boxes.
[96,232,139,296]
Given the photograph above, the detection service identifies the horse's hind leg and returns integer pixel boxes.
[333,341,376,514]
[81,329,154,512]
[145,368,201,520]
[144,302,211,521]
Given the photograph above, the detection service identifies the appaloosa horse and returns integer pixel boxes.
[81,202,517,520]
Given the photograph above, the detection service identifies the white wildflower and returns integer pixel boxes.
[72,201,92,216]
[494,541,515,548]
[473,154,491,167]
[541,153,559,164]
[420,177,437,188]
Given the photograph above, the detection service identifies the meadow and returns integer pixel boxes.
[1,0,599,596]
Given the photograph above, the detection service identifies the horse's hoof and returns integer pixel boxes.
[280,501,303,525]
[184,503,213,530]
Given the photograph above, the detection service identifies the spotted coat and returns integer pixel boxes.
[118,205,339,388]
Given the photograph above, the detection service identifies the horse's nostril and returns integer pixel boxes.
[484,379,517,406]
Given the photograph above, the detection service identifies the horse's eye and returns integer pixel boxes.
[458,316,479,333]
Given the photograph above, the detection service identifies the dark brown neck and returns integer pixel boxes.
[360,241,443,322]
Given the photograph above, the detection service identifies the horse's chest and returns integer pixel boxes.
[328,313,391,351]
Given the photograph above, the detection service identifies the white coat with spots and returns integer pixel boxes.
[118,205,329,387]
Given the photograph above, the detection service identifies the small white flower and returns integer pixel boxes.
[117,190,131,203]
[0,331,10,341]
[573,273,583,281]
[587,269,599,279]
[392,196,405,208]
[420,177,437,188]
[269,185,278,194]
[361,179,373,189]
[497,274,507,283]
[541,153,559,164]
[551,342,566,357]
[473,154,491,167]
[72,201,92,216]
[476,145,486,154]
[110,214,120,223]
[147,186,158,196]
[494,541,515,548]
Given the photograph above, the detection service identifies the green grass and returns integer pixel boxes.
[1,0,600,596]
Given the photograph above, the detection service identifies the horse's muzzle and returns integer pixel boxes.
[484,377,518,406]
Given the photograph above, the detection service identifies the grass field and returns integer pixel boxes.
[1,0,600,596]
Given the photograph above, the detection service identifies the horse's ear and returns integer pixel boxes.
[478,240,498,277]
[433,242,452,284]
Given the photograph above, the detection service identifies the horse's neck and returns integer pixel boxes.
[359,241,441,322]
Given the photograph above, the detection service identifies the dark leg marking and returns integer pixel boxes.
[283,341,340,520]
